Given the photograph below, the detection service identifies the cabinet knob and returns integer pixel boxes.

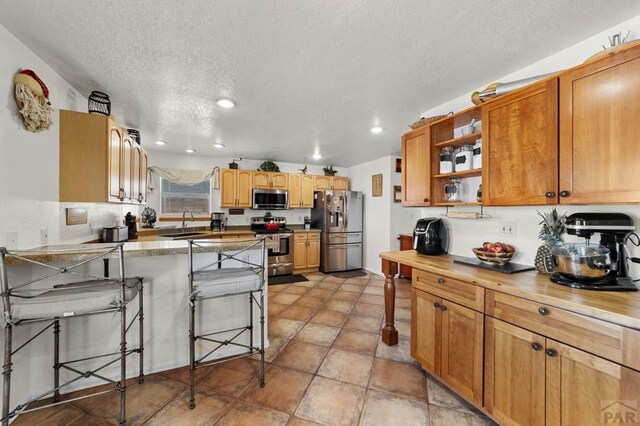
[559,191,570,198]
[538,307,550,316]
[545,192,555,198]
[441,305,447,311]
[423,198,429,202]
[531,342,542,351]
[437,277,445,284]
[545,348,558,357]
[433,302,440,309]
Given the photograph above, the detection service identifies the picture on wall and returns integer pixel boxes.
[395,158,402,173]
[393,185,402,203]
[372,174,383,197]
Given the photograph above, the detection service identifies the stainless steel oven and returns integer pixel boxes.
[252,189,288,210]
[267,233,294,276]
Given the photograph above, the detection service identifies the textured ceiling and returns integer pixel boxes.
[1,1,639,166]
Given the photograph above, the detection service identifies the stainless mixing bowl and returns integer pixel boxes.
[551,243,612,281]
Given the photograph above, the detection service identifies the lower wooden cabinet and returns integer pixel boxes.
[411,288,483,404]
[484,317,546,426]
[293,232,320,272]
[397,235,413,279]
[485,316,640,426]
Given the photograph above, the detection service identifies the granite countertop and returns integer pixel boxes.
[288,225,322,233]
[6,238,277,265]
[380,251,640,330]
[135,226,255,242]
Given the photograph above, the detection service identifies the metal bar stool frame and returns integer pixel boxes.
[187,237,267,409]
[0,244,144,426]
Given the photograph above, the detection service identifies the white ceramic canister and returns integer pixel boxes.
[454,144,473,172]
[472,138,482,169]
[440,146,454,174]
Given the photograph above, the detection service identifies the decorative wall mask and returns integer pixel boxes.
[14,69,53,132]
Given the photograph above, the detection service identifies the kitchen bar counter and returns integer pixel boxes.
[6,237,277,264]
[378,251,640,345]
[134,226,256,242]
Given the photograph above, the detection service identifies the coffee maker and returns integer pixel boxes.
[124,212,138,240]
[210,212,226,231]
[551,212,637,291]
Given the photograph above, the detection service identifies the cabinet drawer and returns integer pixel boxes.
[294,233,308,241]
[485,290,640,370]
[307,232,321,240]
[412,270,484,312]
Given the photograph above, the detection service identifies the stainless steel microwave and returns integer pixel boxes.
[252,189,288,210]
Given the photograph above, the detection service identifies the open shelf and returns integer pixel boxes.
[433,169,482,179]
[434,132,482,148]
[432,201,482,207]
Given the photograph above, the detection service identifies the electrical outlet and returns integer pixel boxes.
[6,232,17,250]
[40,229,49,245]
[499,222,517,237]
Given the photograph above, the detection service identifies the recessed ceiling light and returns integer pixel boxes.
[155,140,167,146]
[370,126,383,134]
[312,153,322,160]
[185,149,196,153]
[216,98,236,108]
[213,142,226,149]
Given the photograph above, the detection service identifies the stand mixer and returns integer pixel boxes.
[550,213,638,291]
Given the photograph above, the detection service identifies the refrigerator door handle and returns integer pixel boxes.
[344,195,348,228]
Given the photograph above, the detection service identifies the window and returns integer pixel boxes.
[160,178,211,215]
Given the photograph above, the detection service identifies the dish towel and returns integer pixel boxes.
[212,167,220,190]
[271,234,281,253]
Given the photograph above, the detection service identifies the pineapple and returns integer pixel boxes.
[535,209,567,274]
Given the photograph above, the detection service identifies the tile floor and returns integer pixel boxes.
[13,271,496,426]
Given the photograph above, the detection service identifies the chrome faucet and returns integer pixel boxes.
[182,210,194,232]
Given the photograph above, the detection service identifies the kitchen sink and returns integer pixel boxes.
[160,231,207,238]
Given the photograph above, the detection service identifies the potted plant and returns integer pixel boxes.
[323,165,337,176]
[535,208,567,274]
[258,161,280,172]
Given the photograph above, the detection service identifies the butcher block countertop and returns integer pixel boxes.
[380,251,640,330]
[6,238,277,265]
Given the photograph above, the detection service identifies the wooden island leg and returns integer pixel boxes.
[381,259,399,346]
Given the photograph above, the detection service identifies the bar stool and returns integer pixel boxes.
[0,244,144,426]
[187,237,266,409]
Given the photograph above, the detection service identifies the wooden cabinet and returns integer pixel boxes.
[559,46,640,204]
[397,234,413,279]
[293,232,320,272]
[484,317,546,426]
[59,110,147,204]
[401,126,430,206]
[485,317,640,426]
[253,171,288,190]
[546,340,640,426]
[411,288,483,404]
[289,174,315,208]
[482,79,559,205]
[333,176,349,191]
[220,169,252,208]
[313,175,348,191]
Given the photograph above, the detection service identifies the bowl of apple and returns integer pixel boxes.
[472,242,516,265]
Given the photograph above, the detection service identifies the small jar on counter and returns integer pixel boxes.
[439,146,454,174]
[472,138,482,169]
[454,144,473,172]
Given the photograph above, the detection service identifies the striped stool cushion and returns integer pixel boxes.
[9,278,141,322]
[192,268,262,298]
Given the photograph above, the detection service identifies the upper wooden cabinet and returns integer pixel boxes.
[253,171,288,190]
[401,126,430,206]
[289,174,314,208]
[60,110,147,204]
[313,175,348,191]
[482,79,559,205]
[559,46,640,204]
[220,169,252,208]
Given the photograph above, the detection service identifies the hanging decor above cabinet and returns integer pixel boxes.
[13,69,53,132]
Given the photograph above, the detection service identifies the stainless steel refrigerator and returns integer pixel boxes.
[311,190,363,273]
